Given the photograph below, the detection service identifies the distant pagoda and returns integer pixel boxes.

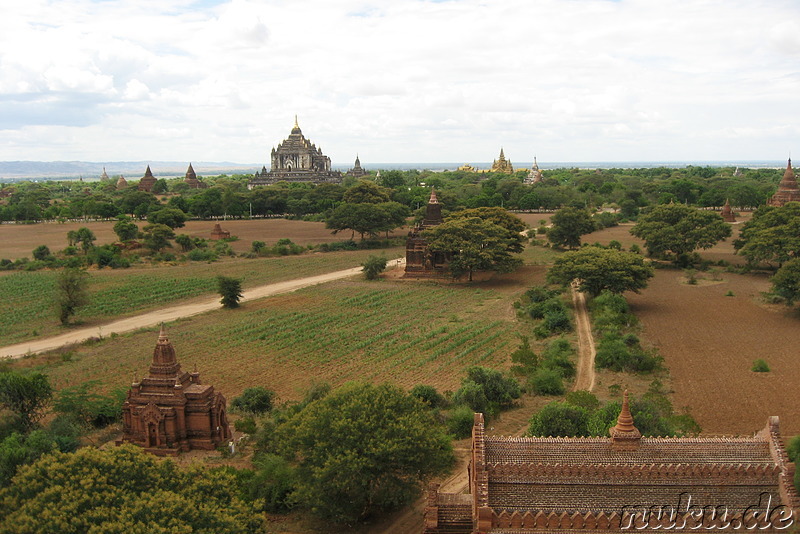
[721,198,736,222]
[184,163,206,189]
[524,156,543,184]
[767,159,800,207]
[249,117,342,188]
[116,174,128,190]
[100,167,110,182]
[405,188,450,278]
[346,155,367,178]
[137,165,157,192]
[490,148,514,174]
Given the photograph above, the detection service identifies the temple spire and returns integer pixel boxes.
[609,390,641,450]
[429,187,439,204]
[613,390,636,433]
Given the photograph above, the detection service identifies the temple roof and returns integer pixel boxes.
[429,187,439,204]
[779,158,798,191]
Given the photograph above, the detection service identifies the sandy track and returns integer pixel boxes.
[571,282,596,392]
[1,258,404,359]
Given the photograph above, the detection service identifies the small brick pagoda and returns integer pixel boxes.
[405,188,450,278]
[116,174,128,190]
[137,165,157,192]
[119,325,230,456]
[767,159,800,207]
[210,223,230,240]
[721,198,736,222]
[424,392,799,533]
[184,163,206,189]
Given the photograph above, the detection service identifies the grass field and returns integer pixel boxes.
[0,247,403,345]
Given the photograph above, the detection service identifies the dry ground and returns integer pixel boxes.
[590,216,800,436]
[0,218,406,259]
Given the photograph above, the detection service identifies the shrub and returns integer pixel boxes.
[409,385,446,409]
[187,248,218,261]
[529,368,564,396]
[244,454,298,513]
[217,275,243,308]
[451,381,489,414]
[509,336,538,377]
[541,338,576,378]
[446,405,475,439]
[527,402,589,437]
[234,417,257,434]
[751,359,770,372]
[362,255,388,280]
[565,390,600,411]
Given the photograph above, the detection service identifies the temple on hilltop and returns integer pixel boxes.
[767,159,800,207]
[405,188,450,278]
[184,163,207,189]
[248,117,342,189]
[424,391,799,533]
[721,198,736,222]
[524,156,543,184]
[346,155,368,178]
[118,325,231,456]
[490,148,514,174]
[137,165,157,192]
[116,174,128,190]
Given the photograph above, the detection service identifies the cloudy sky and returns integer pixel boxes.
[1,0,799,165]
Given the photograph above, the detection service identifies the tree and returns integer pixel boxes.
[0,445,262,534]
[452,366,521,414]
[56,268,89,325]
[112,217,139,242]
[548,207,596,249]
[0,431,58,488]
[148,207,188,229]
[342,180,391,204]
[217,276,243,308]
[771,258,800,304]
[0,372,52,432]
[174,234,194,252]
[527,401,590,437]
[230,386,275,415]
[73,227,96,253]
[424,217,523,281]
[734,203,800,266]
[31,245,51,261]
[630,203,731,264]
[361,255,388,280]
[325,202,389,240]
[547,246,655,297]
[273,382,453,524]
[448,207,527,253]
[141,223,175,252]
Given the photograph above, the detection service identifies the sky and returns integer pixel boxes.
[1,0,799,165]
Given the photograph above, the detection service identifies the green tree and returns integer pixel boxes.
[0,372,53,432]
[174,234,194,252]
[424,217,523,281]
[273,382,453,524]
[326,202,387,240]
[0,431,57,488]
[31,245,51,261]
[361,255,388,280]
[527,401,590,437]
[56,268,89,325]
[771,257,800,304]
[141,223,175,252]
[230,387,275,415]
[547,246,655,296]
[548,207,596,249]
[342,180,391,204]
[217,276,243,308]
[448,207,527,252]
[148,207,188,229]
[74,227,96,253]
[112,217,139,242]
[509,336,538,377]
[452,366,521,414]
[0,445,262,534]
[734,203,800,266]
[631,203,731,264]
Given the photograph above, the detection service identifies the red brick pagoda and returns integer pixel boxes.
[137,165,157,192]
[404,188,449,278]
[119,325,230,456]
[767,159,800,207]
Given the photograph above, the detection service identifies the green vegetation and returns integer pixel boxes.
[770,257,800,304]
[751,359,770,372]
[548,207,596,249]
[361,254,388,280]
[631,203,732,266]
[517,284,573,339]
[735,202,800,267]
[230,386,275,415]
[547,246,655,296]
[0,371,52,432]
[217,276,243,308]
[56,268,90,325]
[451,366,521,415]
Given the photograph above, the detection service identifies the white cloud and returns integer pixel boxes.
[0,0,798,163]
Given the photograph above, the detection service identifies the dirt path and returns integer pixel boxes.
[571,282,596,392]
[0,258,405,359]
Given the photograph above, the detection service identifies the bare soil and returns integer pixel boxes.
[0,218,406,259]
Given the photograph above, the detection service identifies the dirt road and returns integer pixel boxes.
[1,258,404,359]
[571,282,596,392]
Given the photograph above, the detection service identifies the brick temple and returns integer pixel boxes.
[767,159,800,207]
[346,155,368,178]
[424,392,799,533]
[248,117,342,188]
[118,325,230,456]
[405,188,449,278]
[137,165,157,192]
[184,163,207,189]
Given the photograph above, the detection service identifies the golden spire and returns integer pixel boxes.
[294,115,299,128]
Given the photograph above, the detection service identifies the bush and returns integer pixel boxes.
[362,255,388,280]
[446,405,475,439]
[244,454,298,513]
[234,417,257,434]
[186,248,218,261]
[451,381,489,414]
[541,338,576,378]
[529,368,564,396]
[409,385,446,409]
[527,402,589,437]
[751,359,770,372]
[217,276,243,308]
[231,387,275,415]
[565,390,600,411]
